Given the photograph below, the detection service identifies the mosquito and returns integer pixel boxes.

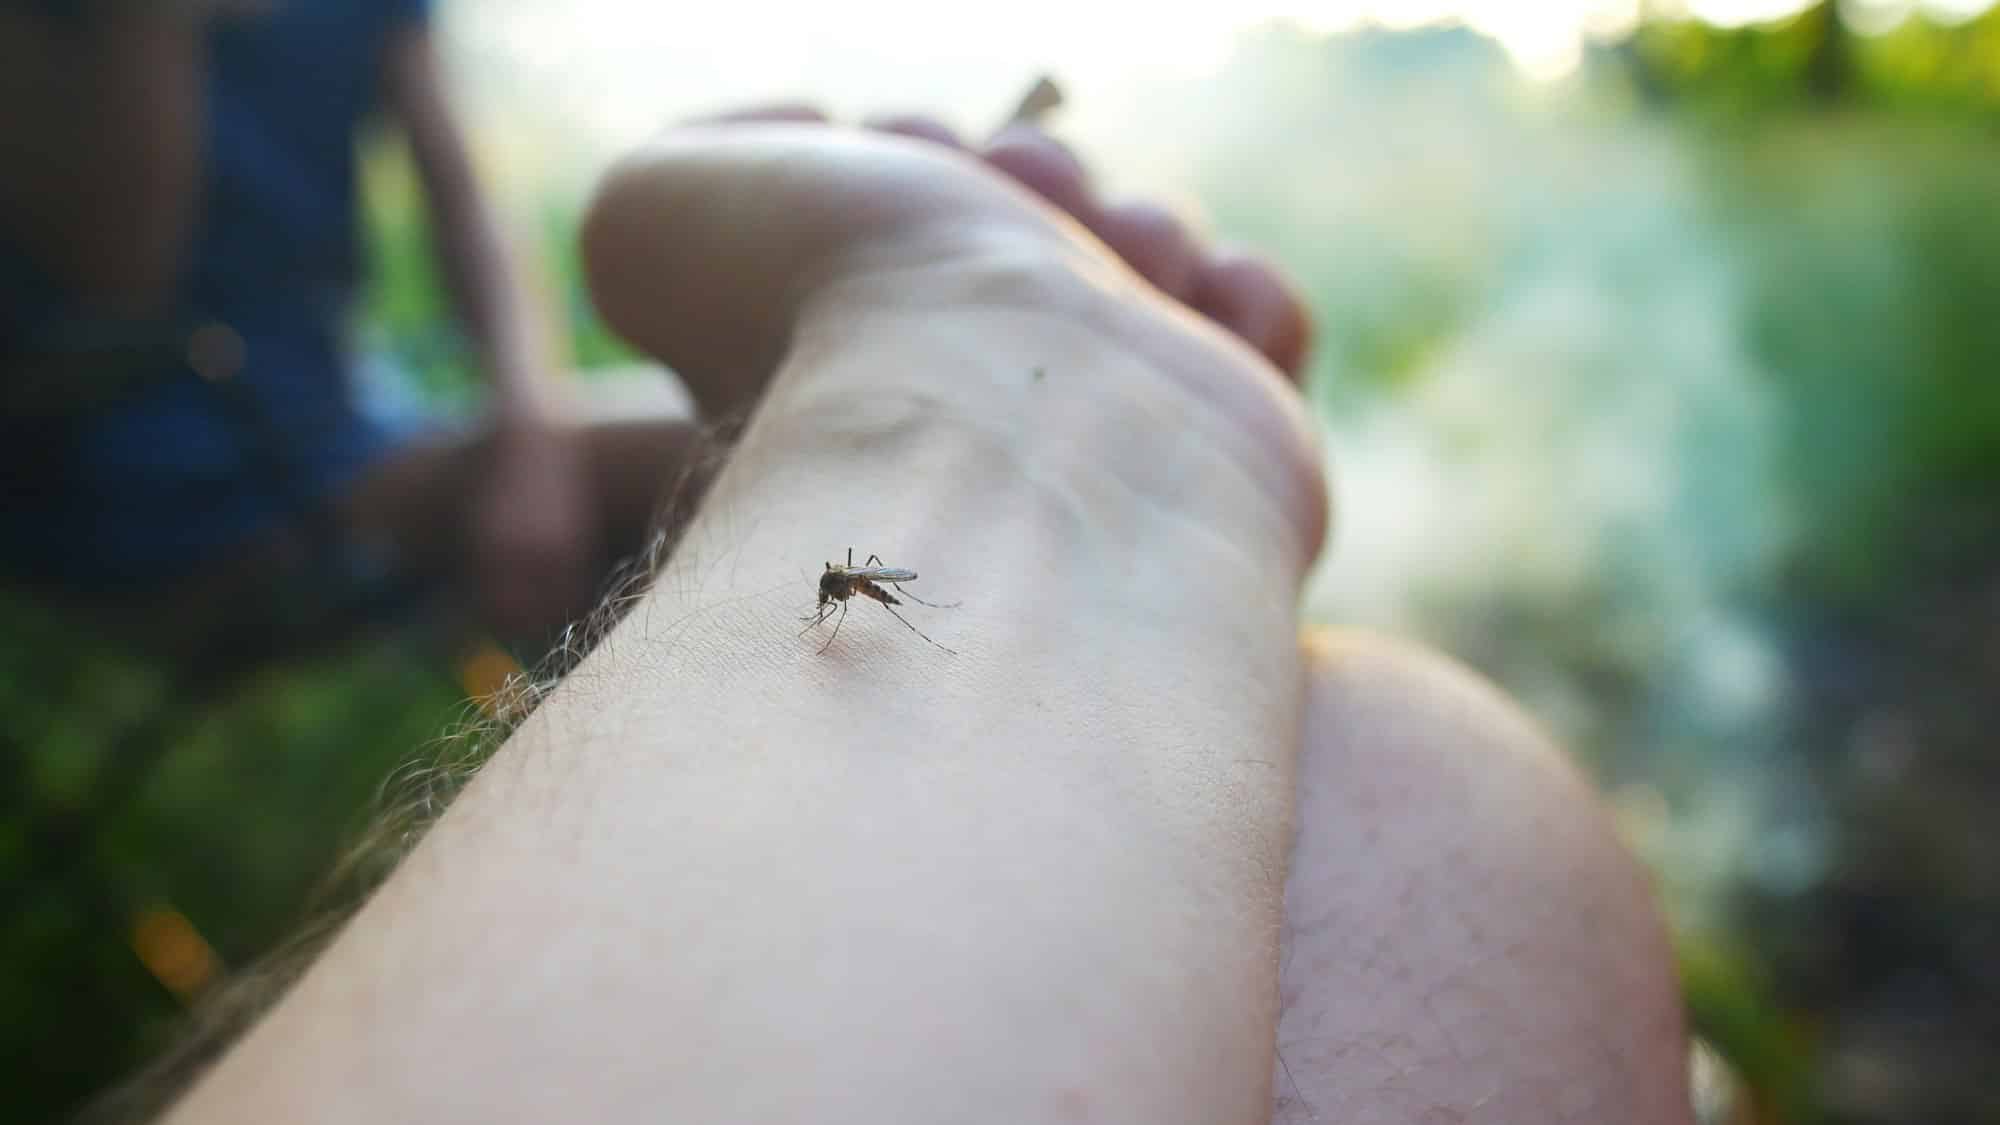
[800,548,960,655]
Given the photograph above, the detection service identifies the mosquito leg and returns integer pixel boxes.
[818,600,849,653]
[880,602,957,655]
[897,586,962,610]
[798,603,835,636]
[864,553,884,568]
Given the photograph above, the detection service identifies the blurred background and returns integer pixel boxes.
[6,1,1998,1121]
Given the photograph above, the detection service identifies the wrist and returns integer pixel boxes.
[753,243,1329,581]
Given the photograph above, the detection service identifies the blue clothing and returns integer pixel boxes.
[1,0,432,592]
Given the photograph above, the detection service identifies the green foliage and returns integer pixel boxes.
[1,591,466,1122]
[1680,931,1819,1123]
[1629,6,1831,110]
[1630,2,2000,118]
[1698,116,2000,598]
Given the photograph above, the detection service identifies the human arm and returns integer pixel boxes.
[162,121,1325,1125]
[380,18,596,640]
[379,19,552,421]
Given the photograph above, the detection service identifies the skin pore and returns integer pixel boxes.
[131,121,1691,1124]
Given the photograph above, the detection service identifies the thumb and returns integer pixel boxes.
[579,121,1084,423]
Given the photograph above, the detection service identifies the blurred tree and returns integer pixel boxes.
[1625,2,2000,118]
[1800,2,1853,103]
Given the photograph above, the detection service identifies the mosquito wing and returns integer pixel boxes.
[848,567,918,583]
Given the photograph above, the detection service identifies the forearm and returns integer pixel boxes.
[165,240,1325,1123]
[389,28,548,419]
[418,145,546,417]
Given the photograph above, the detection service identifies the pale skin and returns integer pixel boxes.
[157,121,1694,1123]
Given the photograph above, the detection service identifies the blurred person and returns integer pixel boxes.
[99,112,1693,1125]
[0,0,685,649]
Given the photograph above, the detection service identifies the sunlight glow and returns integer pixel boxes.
[1680,0,1817,26]
[446,0,1997,161]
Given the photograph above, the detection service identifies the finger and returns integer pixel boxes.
[1189,252,1314,381]
[581,123,1077,420]
[1095,201,1200,302]
[979,122,1099,229]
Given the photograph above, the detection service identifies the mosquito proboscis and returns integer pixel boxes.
[800,548,960,655]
